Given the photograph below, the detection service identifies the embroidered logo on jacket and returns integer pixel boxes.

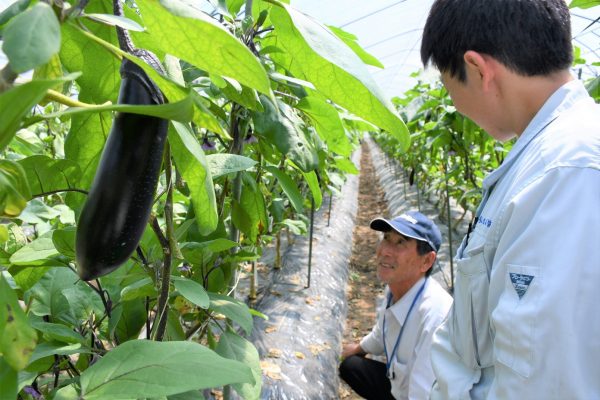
[509,273,534,299]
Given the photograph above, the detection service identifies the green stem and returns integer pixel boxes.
[44,89,92,108]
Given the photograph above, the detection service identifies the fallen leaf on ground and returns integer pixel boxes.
[260,360,282,380]
[294,351,305,359]
[308,342,331,355]
[267,348,282,358]
[265,326,277,333]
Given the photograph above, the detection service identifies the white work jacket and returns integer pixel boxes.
[361,277,452,399]
[431,80,600,399]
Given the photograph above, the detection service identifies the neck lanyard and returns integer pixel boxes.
[382,278,427,379]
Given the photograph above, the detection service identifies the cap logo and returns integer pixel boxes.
[400,214,418,224]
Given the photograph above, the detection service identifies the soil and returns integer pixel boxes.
[338,141,389,399]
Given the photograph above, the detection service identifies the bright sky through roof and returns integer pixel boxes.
[1,0,599,99]
[293,0,600,99]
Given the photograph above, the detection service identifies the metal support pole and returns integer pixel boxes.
[306,197,315,288]
[327,193,333,227]
[416,173,421,212]
[249,261,257,300]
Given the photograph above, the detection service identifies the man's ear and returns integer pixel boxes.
[464,50,495,91]
[420,251,436,274]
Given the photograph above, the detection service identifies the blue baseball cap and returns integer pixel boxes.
[370,211,442,252]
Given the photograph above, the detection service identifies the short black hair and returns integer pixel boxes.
[416,240,436,277]
[421,0,573,81]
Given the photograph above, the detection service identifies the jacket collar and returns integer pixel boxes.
[483,79,590,190]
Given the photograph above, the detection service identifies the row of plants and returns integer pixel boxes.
[0,0,408,398]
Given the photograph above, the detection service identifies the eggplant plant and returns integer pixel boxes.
[0,0,407,398]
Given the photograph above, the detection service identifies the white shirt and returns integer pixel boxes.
[431,80,600,399]
[361,277,452,400]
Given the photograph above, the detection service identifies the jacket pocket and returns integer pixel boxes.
[492,264,540,378]
[451,245,494,369]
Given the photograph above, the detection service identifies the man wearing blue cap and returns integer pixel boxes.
[339,211,453,399]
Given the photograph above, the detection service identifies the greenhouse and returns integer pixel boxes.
[0,0,599,399]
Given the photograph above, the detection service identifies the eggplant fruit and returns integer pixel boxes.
[75,54,168,281]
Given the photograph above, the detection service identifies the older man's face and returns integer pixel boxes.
[375,231,429,287]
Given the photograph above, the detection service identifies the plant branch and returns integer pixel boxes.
[0,64,18,93]
[32,188,89,198]
[151,147,175,341]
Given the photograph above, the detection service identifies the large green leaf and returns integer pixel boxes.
[1,3,60,73]
[120,277,155,301]
[7,266,50,293]
[113,299,147,342]
[296,96,352,156]
[172,276,210,309]
[569,0,600,9]
[219,81,264,111]
[60,5,119,105]
[9,237,58,266]
[66,22,191,106]
[0,357,17,399]
[265,1,409,150]
[52,228,76,259]
[0,0,31,31]
[327,25,384,68]
[252,95,319,172]
[27,268,89,325]
[265,166,303,212]
[180,239,238,267]
[207,154,257,179]
[232,173,268,243]
[169,121,218,236]
[131,0,271,96]
[334,157,359,175]
[0,275,37,370]
[0,160,31,218]
[27,342,91,367]
[18,156,82,198]
[0,77,72,152]
[30,320,86,345]
[79,340,254,400]
[302,170,322,209]
[208,292,253,335]
[215,332,261,400]
[64,112,112,197]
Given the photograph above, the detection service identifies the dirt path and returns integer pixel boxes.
[339,141,390,399]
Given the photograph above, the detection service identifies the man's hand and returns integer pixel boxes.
[342,343,366,360]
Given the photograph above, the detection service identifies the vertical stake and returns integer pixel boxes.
[416,173,421,212]
[327,193,333,227]
[306,197,315,288]
[249,261,257,300]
